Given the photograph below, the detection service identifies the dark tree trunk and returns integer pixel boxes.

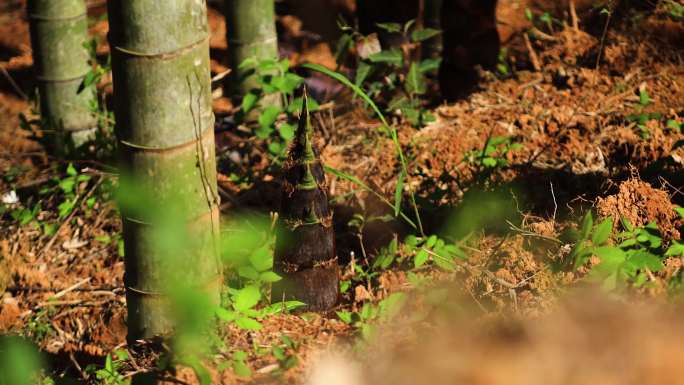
[439,0,499,101]
[272,90,338,311]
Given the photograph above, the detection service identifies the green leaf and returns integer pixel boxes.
[674,207,684,219]
[378,292,406,320]
[238,266,259,280]
[572,245,594,270]
[580,211,594,240]
[241,92,259,113]
[81,71,98,91]
[665,241,684,257]
[271,73,304,95]
[340,280,351,293]
[58,199,75,219]
[414,249,429,268]
[525,8,534,21]
[336,310,353,324]
[268,141,284,156]
[639,88,652,106]
[432,252,455,271]
[394,170,405,217]
[482,157,497,167]
[627,250,663,272]
[103,354,113,373]
[368,49,403,66]
[215,307,237,322]
[66,163,77,176]
[58,178,76,194]
[425,235,437,248]
[666,119,682,130]
[594,246,626,267]
[355,61,372,86]
[443,244,467,259]
[404,234,419,247]
[232,360,251,377]
[259,271,282,283]
[405,62,426,95]
[234,285,261,312]
[592,217,613,245]
[375,22,402,33]
[255,125,273,139]
[620,217,635,231]
[418,58,441,73]
[278,123,296,141]
[235,316,262,331]
[249,245,273,272]
[261,301,306,316]
[410,28,441,42]
[287,96,319,114]
[258,106,281,129]
[360,303,373,320]
[334,33,353,62]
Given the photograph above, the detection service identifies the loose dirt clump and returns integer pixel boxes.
[596,178,681,241]
[464,236,558,314]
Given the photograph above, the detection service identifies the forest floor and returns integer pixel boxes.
[1,1,684,384]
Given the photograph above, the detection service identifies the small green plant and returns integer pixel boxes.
[238,58,319,158]
[217,215,304,331]
[24,309,54,343]
[338,19,440,127]
[85,350,130,385]
[370,234,467,272]
[525,8,561,33]
[664,0,684,20]
[571,210,684,290]
[271,335,299,374]
[465,135,522,169]
[336,292,406,340]
[496,48,511,77]
[626,87,660,139]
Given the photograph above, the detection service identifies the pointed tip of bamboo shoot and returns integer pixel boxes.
[296,86,316,164]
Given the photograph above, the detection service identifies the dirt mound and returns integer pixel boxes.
[597,178,681,241]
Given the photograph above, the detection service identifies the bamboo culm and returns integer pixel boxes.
[107,0,221,341]
[27,0,97,152]
[224,0,280,106]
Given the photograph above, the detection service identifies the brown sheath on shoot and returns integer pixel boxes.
[272,88,339,311]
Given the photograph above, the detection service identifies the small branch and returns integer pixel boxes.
[569,0,580,33]
[595,5,613,71]
[550,181,558,222]
[523,33,542,72]
[50,278,91,300]
[506,220,562,244]
[0,66,28,100]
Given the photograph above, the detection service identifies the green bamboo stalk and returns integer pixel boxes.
[224,0,280,103]
[273,89,339,311]
[107,0,221,340]
[27,0,97,152]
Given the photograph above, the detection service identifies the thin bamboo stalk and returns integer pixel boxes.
[224,0,280,103]
[27,0,97,151]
